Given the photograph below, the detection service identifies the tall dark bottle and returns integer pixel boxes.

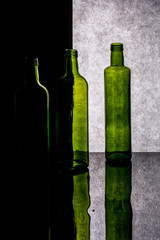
[15,57,50,156]
[104,43,131,161]
[56,49,88,170]
[14,57,49,239]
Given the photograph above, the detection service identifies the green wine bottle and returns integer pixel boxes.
[14,57,50,239]
[56,49,89,170]
[15,57,50,155]
[105,161,132,240]
[104,43,131,161]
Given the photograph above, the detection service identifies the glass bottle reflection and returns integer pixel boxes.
[105,160,132,240]
[49,168,90,240]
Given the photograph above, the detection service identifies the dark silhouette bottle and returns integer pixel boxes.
[105,161,132,240]
[14,57,50,239]
[15,57,49,156]
[56,49,89,170]
[104,43,131,161]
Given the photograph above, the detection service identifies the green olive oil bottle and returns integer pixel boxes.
[56,49,89,170]
[104,43,131,161]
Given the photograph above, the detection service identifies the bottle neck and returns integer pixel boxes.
[65,49,79,76]
[110,43,124,67]
[25,57,40,85]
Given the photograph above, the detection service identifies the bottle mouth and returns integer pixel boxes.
[34,58,39,66]
[25,57,39,64]
[65,49,78,57]
[111,43,123,51]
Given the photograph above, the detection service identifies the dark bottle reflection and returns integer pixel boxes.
[105,160,132,240]
[14,57,49,239]
[49,168,90,240]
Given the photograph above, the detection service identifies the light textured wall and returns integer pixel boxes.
[73,0,160,152]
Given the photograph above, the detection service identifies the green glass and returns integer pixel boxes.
[104,43,131,160]
[105,161,132,240]
[56,49,89,170]
[72,171,90,239]
[49,169,90,240]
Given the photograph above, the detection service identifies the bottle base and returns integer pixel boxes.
[56,159,88,174]
[56,150,89,174]
[106,151,131,161]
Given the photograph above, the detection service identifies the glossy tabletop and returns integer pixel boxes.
[9,152,159,239]
[89,152,160,240]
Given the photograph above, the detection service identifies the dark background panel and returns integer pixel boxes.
[6,0,72,154]
[4,1,72,239]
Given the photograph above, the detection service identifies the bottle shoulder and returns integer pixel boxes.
[15,82,49,101]
[58,73,88,86]
[104,65,130,72]
[77,73,88,86]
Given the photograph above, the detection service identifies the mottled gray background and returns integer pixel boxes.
[73,0,160,152]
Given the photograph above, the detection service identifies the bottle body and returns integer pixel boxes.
[104,43,131,160]
[15,86,49,155]
[56,49,89,170]
[15,58,50,156]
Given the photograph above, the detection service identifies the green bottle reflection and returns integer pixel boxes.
[73,171,90,239]
[104,43,131,160]
[14,57,50,239]
[49,169,90,240]
[105,161,132,240]
[56,49,89,170]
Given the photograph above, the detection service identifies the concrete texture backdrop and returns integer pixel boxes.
[73,0,160,152]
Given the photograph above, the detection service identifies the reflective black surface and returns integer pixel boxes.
[7,153,160,239]
[49,152,160,239]
[49,168,90,240]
